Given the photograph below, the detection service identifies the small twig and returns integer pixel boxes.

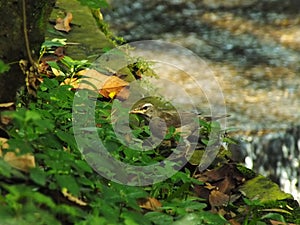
[22,0,35,66]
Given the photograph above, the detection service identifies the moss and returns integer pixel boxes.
[236,164,256,179]
[239,175,294,203]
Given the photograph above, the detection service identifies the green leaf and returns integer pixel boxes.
[173,212,228,225]
[121,210,152,225]
[55,204,85,219]
[42,39,67,48]
[0,59,10,74]
[72,160,93,174]
[25,110,41,122]
[47,61,61,71]
[55,174,80,196]
[76,215,108,225]
[261,213,286,222]
[31,191,56,209]
[56,129,77,149]
[30,167,47,186]
[0,159,12,178]
[40,78,59,91]
[144,212,173,225]
[90,198,120,223]
[77,0,109,9]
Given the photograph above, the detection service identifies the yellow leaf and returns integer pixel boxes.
[108,91,117,99]
[61,188,88,206]
[0,102,14,108]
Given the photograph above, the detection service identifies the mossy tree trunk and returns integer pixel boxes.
[0,0,56,102]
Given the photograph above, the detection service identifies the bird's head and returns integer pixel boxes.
[129,103,157,119]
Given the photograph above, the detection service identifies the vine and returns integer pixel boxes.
[22,0,35,66]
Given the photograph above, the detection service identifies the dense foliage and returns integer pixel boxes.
[0,75,229,224]
[0,0,299,223]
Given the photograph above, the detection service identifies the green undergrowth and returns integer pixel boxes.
[0,76,226,225]
[1,3,300,224]
[0,47,299,225]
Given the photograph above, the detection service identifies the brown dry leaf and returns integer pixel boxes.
[194,164,247,209]
[215,175,236,194]
[4,151,35,172]
[78,69,108,91]
[1,114,12,126]
[54,47,66,57]
[39,47,65,77]
[99,76,129,100]
[76,69,88,76]
[138,197,162,211]
[0,102,14,125]
[196,164,245,194]
[0,137,9,156]
[78,69,130,99]
[55,12,73,32]
[209,189,229,208]
[228,219,241,225]
[193,183,210,200]
[204,182,216,190]
[270,220,296,225]
[61,78,79,89]
[0,139,35,172]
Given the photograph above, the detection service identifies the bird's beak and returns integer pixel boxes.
[129,109,144,114]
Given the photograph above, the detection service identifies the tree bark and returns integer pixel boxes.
[0,0,56,102]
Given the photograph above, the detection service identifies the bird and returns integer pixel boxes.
[129,102,230,170]
[130,102,195,128]
[129,102,227,139]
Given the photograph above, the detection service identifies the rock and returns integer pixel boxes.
[202,0,258,9]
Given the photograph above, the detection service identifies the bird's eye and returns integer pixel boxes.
[141,105,149,110]
[140,103,152,111]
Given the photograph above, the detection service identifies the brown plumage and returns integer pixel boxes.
[130,103,227,139]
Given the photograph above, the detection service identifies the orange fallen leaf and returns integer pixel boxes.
[138,197,162,211]
[99,75,129,100]
[78,69,129,99]
[55,12,73,32]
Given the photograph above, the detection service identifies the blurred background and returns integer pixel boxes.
[101,0,300,200]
